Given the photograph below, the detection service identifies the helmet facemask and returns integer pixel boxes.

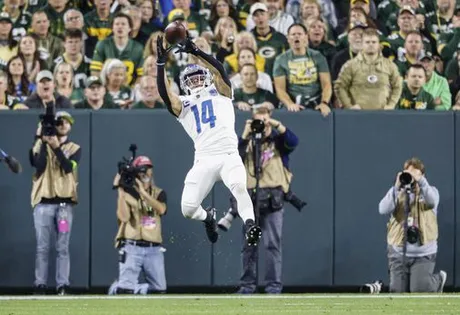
[180,65,213,95]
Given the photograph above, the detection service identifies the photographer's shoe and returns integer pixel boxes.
[439,270,447,293]
[204,207,219,243]
[245,220,262,246]
[218,210,235,231]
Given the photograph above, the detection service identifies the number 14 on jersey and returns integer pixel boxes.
[191,100,217,134]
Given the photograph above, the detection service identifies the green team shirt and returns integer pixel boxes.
[36,35,64,69]
[103,86,132,108]
[8,10,31,42]
[84,10,113,42]
[438,28,460,61]
[53,54,92,90]
[132,100,166,109]
[377,0,428,33]
[74,99,116,109]
[69,88,84,105]
[233,88,279,109]
[336,31,392,58]
[273,48,329,107]
[395,57,418,77]
[44,5,69,37]
[426,11,455,41]
[396,83,435,110]
[387,31,433,59]
[23,0,47,14]
[252,27,288,77]
[91,37,144,85]
[309,41,336,65]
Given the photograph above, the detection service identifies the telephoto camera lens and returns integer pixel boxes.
[399,172,413,186]
[250,119,265,134]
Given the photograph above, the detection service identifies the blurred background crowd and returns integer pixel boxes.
[0,0,458,112]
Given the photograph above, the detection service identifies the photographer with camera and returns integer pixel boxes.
[109,155,167,295]
[30,111,80,295]
[378,157,447,293]
[218,107,300,294]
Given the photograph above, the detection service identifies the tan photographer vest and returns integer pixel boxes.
[115,185,164,247]
[387,190,438,246]
[30,139,80,207]
[245,140,292,193]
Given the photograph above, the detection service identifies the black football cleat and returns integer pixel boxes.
[245,220,262,246]
[204,207,219,243]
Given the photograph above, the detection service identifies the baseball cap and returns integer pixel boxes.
[86,76,102,88]
[133,156,153,168]
[349,21,368,31]
[399,5,416,16]
[419,51,434,61]
[36,70,54,83]
[0,12,12,24]
[168,9,185,23]
[351,0,370,4]
[250,2,268,15]
[56,111,75,125]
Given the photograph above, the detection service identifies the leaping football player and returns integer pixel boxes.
[155,35,262,247]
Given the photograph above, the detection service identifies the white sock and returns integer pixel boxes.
[191,205,208,221]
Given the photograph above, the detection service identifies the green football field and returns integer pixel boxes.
[1,294,460,315]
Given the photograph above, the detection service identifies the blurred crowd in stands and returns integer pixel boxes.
[0,0,458,112]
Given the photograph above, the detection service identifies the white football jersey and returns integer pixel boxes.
[178,84,238,157]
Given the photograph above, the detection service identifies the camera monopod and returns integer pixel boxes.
[400,181,413,292]
[250,120,265,225]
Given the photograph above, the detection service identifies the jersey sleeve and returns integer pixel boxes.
[273,54,287,78]
[315,52,330,73]
[90,40,105,72]
[177,96,187,119]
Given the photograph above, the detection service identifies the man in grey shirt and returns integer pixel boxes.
[378,157,446,293]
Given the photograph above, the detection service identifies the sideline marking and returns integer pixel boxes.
[0,294,459,301]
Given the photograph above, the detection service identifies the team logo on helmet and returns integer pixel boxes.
[180,64,213,95]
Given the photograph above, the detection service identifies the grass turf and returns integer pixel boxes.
[0,294,460,315]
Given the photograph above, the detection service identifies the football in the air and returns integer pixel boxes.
[164,21,187,45]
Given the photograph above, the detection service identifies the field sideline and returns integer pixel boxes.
[1,294,460,315]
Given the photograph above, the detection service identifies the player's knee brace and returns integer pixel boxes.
[181,200,199,219]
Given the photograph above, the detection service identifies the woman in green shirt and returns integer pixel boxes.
[101,58,133,109]
[53,62,84,105]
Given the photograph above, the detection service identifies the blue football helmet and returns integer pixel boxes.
[180,64,213,95]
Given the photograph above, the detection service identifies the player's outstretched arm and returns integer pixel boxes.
[177,37,233,99]
[156,36,182,117]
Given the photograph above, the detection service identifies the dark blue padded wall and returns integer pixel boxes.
[333,111,455,286]
[90,110,211,287]
[0,111,458,290]
[0,111,91,288]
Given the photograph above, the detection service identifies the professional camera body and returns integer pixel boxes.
[39,103,58,136]
[116,144,146,199]
[39,103,69,137]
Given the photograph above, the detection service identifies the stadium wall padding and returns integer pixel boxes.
[0,110,458,289]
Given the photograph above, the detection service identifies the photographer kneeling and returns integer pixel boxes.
[379,157,447,293]
[30,111,80,295]
[110,156,167,295]
[219,107,299,294]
